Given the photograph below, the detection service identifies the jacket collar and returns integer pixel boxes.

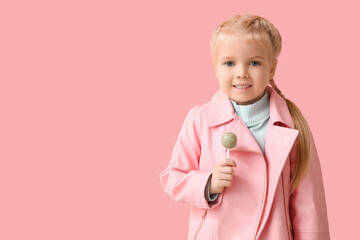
[209,86,295,129]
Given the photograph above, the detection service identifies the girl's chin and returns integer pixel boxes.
[231,96,259,105]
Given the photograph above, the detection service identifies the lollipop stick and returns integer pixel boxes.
[227,149,230,158]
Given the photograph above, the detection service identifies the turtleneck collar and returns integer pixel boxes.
[230,91,270,126]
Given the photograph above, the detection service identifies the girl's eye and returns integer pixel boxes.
[249,61,260,66]
[224,61,235,67]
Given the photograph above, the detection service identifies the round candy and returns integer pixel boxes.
[221,132,237,149]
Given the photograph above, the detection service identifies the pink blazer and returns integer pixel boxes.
[159,87,330,240]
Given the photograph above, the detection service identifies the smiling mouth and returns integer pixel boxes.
[233,84,252,89]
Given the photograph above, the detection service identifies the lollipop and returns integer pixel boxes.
[221,132,237,158]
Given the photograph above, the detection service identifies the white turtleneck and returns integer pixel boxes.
[230,91,270,154]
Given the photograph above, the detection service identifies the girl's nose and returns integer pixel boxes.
[235,66,248,79]
[236,73,248,79]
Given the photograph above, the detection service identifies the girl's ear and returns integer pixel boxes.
[270,59,278,79]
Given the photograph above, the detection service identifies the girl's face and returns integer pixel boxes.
[214,34,277,105]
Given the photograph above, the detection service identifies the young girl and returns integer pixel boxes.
[159,14,330,240]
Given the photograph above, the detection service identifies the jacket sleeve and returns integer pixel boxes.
[289,129,331,240]
[159,106,215,209]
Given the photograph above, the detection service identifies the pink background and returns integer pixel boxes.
[1,0,358,239]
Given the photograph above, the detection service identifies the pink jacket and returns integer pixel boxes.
[159,87,330,240]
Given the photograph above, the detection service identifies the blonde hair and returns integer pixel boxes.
[211,14,310,194]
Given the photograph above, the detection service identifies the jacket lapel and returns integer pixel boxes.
[209,89,235,127]
[257,87,299,237]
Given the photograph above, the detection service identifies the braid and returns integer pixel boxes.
[268,78,311,194]
[269,79,285,98]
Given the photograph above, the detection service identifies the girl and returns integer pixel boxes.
[159,14,330,240]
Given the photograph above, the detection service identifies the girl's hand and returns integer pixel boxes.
[209,158,237,194]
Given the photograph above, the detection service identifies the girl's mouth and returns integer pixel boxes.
[233,84,252,89]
